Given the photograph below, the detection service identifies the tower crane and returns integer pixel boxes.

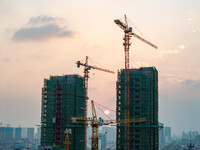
[76,56,115,117]
[114,15,158,150]
[71,100,146,150]
[76,56,115,150]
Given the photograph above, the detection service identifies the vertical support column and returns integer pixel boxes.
[91,100,98,150]
[84,56,89,150]
[84,56,89,118]
[124,30,131,150]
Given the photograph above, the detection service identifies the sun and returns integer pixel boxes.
[104,110,109,115]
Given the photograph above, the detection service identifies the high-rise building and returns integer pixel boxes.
[27,128,34,141]
[41,75,86,149]
[15,127,22,140]
[116,67,158,150]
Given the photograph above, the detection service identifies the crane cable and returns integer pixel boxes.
[94,103,112,120]
[127,17,145,38]
[88,57,104,69]
[94,101,116,112]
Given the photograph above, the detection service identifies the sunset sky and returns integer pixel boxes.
[0,0,200,135]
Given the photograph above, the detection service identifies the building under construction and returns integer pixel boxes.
[41,75,86,150]
[116,67,158,150]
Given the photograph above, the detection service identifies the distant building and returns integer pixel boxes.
[159,123,164,148]
[21,128,27,138]
[189,131,199,140]
[182,131,187,140]
[36,127,41,140]
[0,127,5,141]
[15,127,22,140]
[164,127,171,145]
[27,128,34,141]
[99,132,107,150]
[195,135,200,144]
[87,126,92,148]
[116,67,159,150]
[182,130,199,140]
[41,75,86,149]
[0,127,14,141]
[5,127,14,141]
[100,126,116,142]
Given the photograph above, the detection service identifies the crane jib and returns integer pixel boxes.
[76,61,115,74]
[130,32,158,49]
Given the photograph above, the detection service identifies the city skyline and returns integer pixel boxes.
[0,0,200,136]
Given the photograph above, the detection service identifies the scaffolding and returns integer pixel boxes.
[116,67,158,150]
[41,75,86,150]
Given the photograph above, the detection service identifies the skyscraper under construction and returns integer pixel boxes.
[116,67,158,150]
[41,75,86,149]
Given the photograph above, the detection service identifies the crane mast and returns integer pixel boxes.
[83,56,89,150]
[124,15,131,150]
[91,100,98,150]
[83,56,89,119]
[114,15,157,150]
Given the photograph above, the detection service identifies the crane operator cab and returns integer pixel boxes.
[98,117,104,126]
